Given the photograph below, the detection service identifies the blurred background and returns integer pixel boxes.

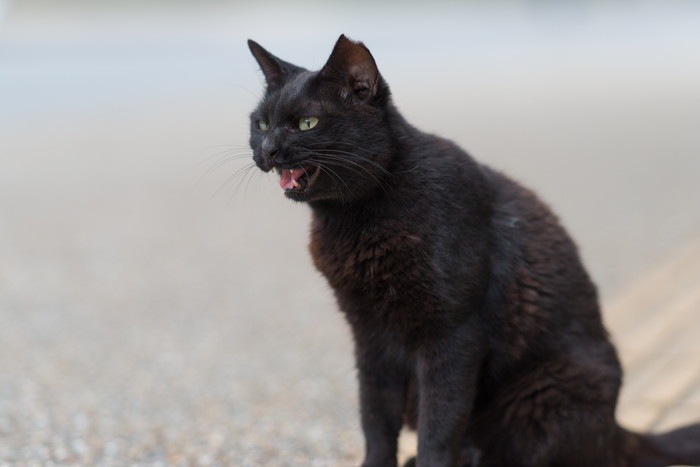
[1,0,699,465]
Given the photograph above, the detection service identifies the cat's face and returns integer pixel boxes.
[248,35,393,203]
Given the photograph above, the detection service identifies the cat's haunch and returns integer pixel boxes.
[248,34,700,467]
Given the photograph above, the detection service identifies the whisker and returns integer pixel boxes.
[242,163,261,200]
[306,139,378,156]
[198,152,255,186]
[213,161,258,200]
[309,153,390,194]
[303,143,393,178]
[203,143,251,151]
[225,163,260,211]
[299,145,378,172]
[319,150,393,177]
[305,161,352,204]
[198,144,252,166]
[205,150,253,165]
[311,155,382,188]
[310,152,382,176]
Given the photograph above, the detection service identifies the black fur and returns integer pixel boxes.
[247,35,700,467]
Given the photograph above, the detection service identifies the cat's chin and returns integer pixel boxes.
[284,190,311,202]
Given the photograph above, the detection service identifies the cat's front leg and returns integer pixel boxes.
[415,317,485,467]
[354,339,409,467]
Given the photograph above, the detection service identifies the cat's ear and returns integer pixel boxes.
[320,35,379,103]
[248,39,304,91]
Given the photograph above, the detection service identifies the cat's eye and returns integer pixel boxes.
[258,120,269,131]
[299,117,319,131]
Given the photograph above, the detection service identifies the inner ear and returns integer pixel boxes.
[248,39,304,90]
[320,35,379,103]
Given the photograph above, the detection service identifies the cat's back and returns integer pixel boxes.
[484,165,601,322]
[480,166,618,375]
[386,135,616,364]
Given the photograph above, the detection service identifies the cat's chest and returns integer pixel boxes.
[308,215,430,304]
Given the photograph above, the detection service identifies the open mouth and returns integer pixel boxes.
[277,166,320,194]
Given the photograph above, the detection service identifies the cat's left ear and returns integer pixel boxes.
[320,35,380,104]
[248,39,304,91]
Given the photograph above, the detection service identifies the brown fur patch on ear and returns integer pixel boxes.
[321,34,379,102]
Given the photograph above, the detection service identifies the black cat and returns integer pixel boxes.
[247,35,700,467]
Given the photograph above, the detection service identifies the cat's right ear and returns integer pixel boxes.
[320,35,380,104]
[248,40,303,91]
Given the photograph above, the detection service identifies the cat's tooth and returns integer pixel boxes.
[292,179,300,188]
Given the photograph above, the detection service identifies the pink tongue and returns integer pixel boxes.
[279,168,305,190]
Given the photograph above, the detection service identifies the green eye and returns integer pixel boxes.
[299,117,319,131]
[258,120,269,131]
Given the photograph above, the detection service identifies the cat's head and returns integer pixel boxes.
[248,35,394,204]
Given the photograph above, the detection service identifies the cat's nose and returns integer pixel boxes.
[262,148,281,170]
[262,139,281,165]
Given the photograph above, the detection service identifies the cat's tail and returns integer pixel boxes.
[616,422,700,467]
